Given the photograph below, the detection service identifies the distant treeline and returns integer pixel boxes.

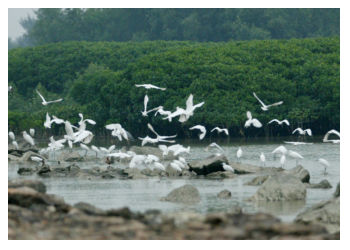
[9,8,339,49]
[8,37,339,138]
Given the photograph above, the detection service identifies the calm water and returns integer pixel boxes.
[8,139,339,222]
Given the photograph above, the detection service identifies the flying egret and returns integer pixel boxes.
[22,131,35,146]
[9,131,15,141]
[318,158,330,175]
[29,128,35,137]
[268,119,290,126]
[74,130,94,144]
[237,147,243,163]
[106,123,132,141]
[36,90,63,105]
[244,111,262,128]
[222,162,234,172]
[288,150,303,166]
[154,106,172,117]
[211,127,229,136]
[260,152,266,167]
[205,142,224,153]
[280,154,286,168]
[253,92,283,111]
[135,84,166,91]
[323,129,340,143]
[189,125,207,140]
[292,128,312,136]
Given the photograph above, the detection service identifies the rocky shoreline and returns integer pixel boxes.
[8,180,339,240]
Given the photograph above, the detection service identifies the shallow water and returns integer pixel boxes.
[8,139,339,222]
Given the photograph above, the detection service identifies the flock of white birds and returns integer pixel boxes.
[8,84,339,174]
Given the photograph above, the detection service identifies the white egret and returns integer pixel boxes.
[80,143,90,156]
[237,147,243,163]
[22,131,35,146]
[36,90,63,105]
[284,141,313,145]
[272,145,288,155]
[141,95,149,117]
[145,154,160,164]
[52,115,65,125]
[154,106,172,117]
[211,127,229,136]
[158,144,170,156]
[288,150,303,166]
[29,128,35,137]
[99,145,116,155]
[30,156,45,166]
[139,135,175,147]
[222,162,234,172]
[205,142,224,153]
[106,123,132,141]
[253,92,283,111]
[12,141,19,150]
[91,145,100,158]
[280,154,286,168]
[9,131,15,141]
[260,152,266,167]
[318,158,330,175]
[292,128,312,136]
[244,111,262,128]
[170,161,182,172]
[129,155,147,169]
[189,125,207,140]
[8,86,12,92]
[73,130,94,144]
[135,84,166,91]
[323,129,340,143]
[153,162,166,171]
[268,119,290,126]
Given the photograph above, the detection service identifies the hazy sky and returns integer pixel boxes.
[8,8,37,39]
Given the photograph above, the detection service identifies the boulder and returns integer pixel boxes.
[295,197,340,234]
[306,180,332,189]
[8,154,20,161]
[189,155,228,175]
[161,184,200,204]
[8,179,46,193]
[74,202,106,215]
[122,168,147,179]
[58,151,84,162]
[284,165,310,183]
[245,175,269,186]
[37,165,52,177]
[217,189,232,199]
[334,183,340,197]
[206,171,236,179]
[230,162,262,175]
[250,174,306,201]
[17,167,37,175]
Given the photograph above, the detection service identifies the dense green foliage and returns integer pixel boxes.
[12,8,339,48]
[8,37,339,138]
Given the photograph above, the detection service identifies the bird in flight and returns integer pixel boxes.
[189,125,207,140]
[36,90,63,105]
[244,111,262,128]
[211,127,229,136]
[292,128,312,136]
[268,119,290,126]
[135,84,166,91]
[253,92,283,111]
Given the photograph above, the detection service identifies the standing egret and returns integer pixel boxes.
[244,111,262,128]
[29,128,35,137]
[135,84,166,91]
[272,145,288,160]
[318,158,330,175]
[189,125,207,140]
[12,141,19,150]
[280,154,286,168]
[260,152,266,167]
[80,143,90,156]
[222,163,234,172]
[237,147,243,163]
[36,90,63,105]
[211,127,229,136]
[288,150,303,166]
[9,131,15,141]
[253,92,283,111]
[91,145,100,158]
[22,131,35,146]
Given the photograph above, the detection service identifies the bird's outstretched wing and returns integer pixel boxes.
[266,101,283,108]
[246,111,252,120]
[282,119,290,126]
[186,94,194,110]
[36,90,46,102]
[253,92,266,107]
[144,95,149,112]
[46,98,63,104]
[305,129,312,136]
[147,123,159,137]
[268,119,279,124]
[292,128,303,135]
[135,84,145,88]
[252,119,262,128]
[211,127,219,133]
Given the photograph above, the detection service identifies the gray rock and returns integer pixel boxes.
[230,162,262,175]
[217,189,232,199]
[17,167,37,175]
[245,175,269,186]
[189,155,228,175]
[37,165,52,176]
[295,197,340,234]
[122,168,147,179]
[8,154,20,161]
[250,174,306,201]
[8,179,46,193]
[206,171,236,179]
[74,202,106,215]
[58,151,84,162]
[334,183,340,197]
[306,179,332,189]
[284,165,310,183]
[161,184,200,204]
